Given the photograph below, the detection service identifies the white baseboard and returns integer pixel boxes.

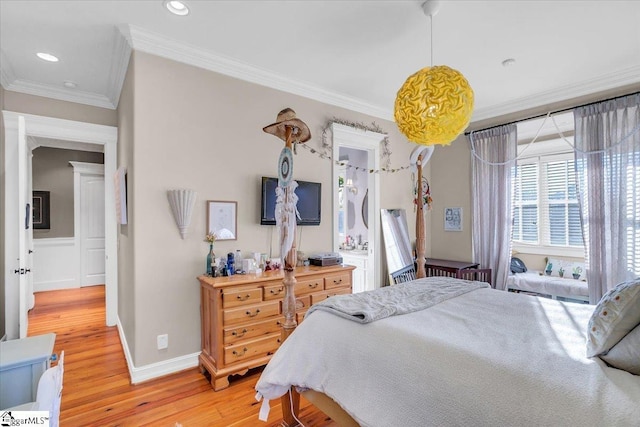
[34,279,78,292]
[116,318,200,384]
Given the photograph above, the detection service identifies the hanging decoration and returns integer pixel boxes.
[275,147,299,257]
[299,142,411,174]
[320,117,392,169]
[394,1,474,146]
[263,108,311,344]
[413,176,432,211]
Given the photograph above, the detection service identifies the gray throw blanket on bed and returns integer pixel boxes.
[305,276,489,323]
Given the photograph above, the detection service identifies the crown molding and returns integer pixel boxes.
[106,26,132,109]
[472,65,640,122]
[0,49,17,90]
[121,24,393,120]
[3,24,637,123]
[3,78,115,109]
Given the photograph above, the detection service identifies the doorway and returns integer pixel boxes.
[2,111,118,339]
[331,123,385,291]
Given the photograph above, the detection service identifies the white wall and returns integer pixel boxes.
[121,51,419,369]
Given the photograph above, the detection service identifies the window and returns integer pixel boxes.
[512,142,584,251]
[625,153,640,275]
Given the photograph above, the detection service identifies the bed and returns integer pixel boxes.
[255,277,640,426]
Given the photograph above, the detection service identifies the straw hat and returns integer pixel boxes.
[263,108,311,143]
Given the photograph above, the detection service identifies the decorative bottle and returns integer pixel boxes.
[206,244,215,276]
[227,252,235,275]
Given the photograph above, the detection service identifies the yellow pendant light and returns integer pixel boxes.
[394,1,474,146]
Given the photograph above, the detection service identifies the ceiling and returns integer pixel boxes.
[1,0,639,124]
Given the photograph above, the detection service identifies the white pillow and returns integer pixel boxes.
[586,279,640,357]
[601,323,640,375]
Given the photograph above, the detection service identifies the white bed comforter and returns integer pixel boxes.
[255,286,640,426]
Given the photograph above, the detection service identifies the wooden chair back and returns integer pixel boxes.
[391,265,417,284]
[457,268,493,288]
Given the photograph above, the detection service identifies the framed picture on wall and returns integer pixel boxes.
[207,200,237,241]
[444,207,462,232]
[33,190,51,229]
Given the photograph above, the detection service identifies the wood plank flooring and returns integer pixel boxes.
[28,286,338,426]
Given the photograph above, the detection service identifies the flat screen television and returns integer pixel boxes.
[260,177,321,226]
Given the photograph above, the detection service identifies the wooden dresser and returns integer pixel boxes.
[198,264,354,391]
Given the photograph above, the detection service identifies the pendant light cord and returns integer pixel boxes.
[429,14,434,66]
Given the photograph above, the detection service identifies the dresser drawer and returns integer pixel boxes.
[295,277,324,295]
[280,295,311,313]
[223,300,280,326]
[296,309,309,324]
[222,287,262,308]
[224,333,281,365]
[310,287,351,304]
[263,283,285,300]
[324,272,351,290]
[223,316,284,345]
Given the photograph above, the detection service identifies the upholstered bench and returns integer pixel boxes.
[507,271,588,302]
[507,257,589,303]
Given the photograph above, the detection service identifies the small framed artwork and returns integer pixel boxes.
[444,207,462,232]
[207,200,237,240]
[33,190,51,230]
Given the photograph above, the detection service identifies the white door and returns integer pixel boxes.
[17,116,30,337]
[80,175,105,286]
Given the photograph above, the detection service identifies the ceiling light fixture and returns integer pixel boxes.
[394,0,474,146]
[502,58,516,67]
[63,81,77,89]
[36,52,59,62]
[164,0,189,16]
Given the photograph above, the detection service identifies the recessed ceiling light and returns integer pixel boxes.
[63,81,77,89]
[502,58,516,67]
[36,52,59,62]
[164,0,189,16]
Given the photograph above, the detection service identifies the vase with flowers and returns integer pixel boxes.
[205,233,217,276]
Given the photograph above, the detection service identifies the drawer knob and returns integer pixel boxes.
[270,288,283,295]
[232,347,248,357]
[333,278,342,284]
[245,309,260,317]
[232,328,248,338]
[309,283,319,289]
[236,294,251,301]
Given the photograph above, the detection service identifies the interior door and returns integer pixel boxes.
[80,174,105,286]
[18,115,30,337]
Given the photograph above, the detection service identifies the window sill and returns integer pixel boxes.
[512,243,585,259]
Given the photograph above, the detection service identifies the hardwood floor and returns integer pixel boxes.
[28,286,338,426]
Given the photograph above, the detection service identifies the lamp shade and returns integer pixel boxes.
[394,65,474,146]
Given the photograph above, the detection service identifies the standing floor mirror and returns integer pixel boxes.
[381,209,414,284]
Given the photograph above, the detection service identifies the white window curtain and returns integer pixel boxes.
[574,93,640,304]
[469,124,518,290]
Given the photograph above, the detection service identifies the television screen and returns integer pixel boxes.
[260,177,321,226]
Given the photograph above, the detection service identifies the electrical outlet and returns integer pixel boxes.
[157,334,168,350]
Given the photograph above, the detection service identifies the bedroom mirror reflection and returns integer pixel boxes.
[381,208,413,278]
